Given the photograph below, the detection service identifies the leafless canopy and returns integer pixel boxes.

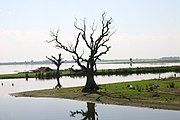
[46,53,64,67]
[48,12,114,72]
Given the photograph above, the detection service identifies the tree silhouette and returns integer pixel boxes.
[48,12,114,92]
[46,53,64,88]
[70,102,98,120]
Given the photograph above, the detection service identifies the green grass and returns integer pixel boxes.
[12,77,180,110]
[1,66,180,79]
[101,78,180,101]
[0,72,36,79]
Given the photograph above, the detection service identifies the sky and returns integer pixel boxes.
[0,0,180,62]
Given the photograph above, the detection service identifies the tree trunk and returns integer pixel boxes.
[55,67,61,88]
[55,77,61,88]
[82,69,99,92]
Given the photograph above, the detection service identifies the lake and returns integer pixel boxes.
[1,62,180,74]
[1,72,180,120]
[1,62,180,119]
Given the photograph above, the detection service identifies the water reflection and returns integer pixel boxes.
[1,76,180,119]
[70,102,98,120]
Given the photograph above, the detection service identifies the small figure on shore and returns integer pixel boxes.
[41,72,44,79]
[38,73,41,79]
[1,83,3,86]
[25,72,29,80]
[129,58,133,67]
[12,83,14,86]
[35,73,38,79]
[174,74,176,78]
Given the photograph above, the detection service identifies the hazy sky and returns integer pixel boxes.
[0,0,180,62]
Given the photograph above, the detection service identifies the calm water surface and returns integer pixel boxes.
[0,73,180,120]
[1,62,180,74]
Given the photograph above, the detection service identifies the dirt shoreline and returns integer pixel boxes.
[11,83,180,111]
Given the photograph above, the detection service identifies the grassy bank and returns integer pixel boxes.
[1,66,180,79]
[12,77,180,110]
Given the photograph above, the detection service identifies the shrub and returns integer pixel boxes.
[152,92,160,97]
[136,85,143,92]
[45,71,54,79]
[169,82,175,88]
[147,84,159,92]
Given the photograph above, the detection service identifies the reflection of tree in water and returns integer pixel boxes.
[70,102,98,120]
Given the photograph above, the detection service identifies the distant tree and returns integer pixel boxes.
[46,53,64,88]
[48,12,114,92]
[70,102,98,120]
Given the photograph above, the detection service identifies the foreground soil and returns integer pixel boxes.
[12,77,180,110]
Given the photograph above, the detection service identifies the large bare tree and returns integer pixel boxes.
[46,53,64,88]
[48,12,114,92]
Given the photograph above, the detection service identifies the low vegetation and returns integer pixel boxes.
[1,66,180,79]
[12,77,180,110]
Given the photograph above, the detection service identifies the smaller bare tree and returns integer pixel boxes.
[46,53,64,88]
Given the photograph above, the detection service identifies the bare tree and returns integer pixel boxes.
[46,53,64,88]
[48,12,114,92]
[70,102,98,120]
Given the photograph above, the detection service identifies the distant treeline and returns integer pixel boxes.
[1,66,180,79]
[1,57,180,65]
[63,66,180,77]
[0,60,74,65]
